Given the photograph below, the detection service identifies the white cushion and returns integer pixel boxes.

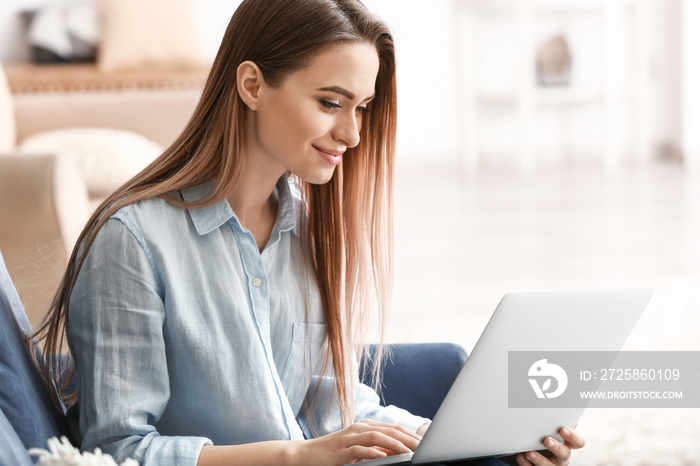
[17,128,163,197]
[0,63,16,152]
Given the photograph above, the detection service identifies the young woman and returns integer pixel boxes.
[34,1,585,465]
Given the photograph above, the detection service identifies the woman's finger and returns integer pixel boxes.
[515,451,556,465]
[359,419,423,441]
[510,427,586,466]
[350,430,413,455]
[560,427,586,449]
[367,426,420,451]
[517,431,581,466]
[343,445,388,462]
[350,420,421,451]
[543,436,571,463]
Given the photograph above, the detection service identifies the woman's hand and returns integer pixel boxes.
[291,419,421,466]
[514,427,586,465]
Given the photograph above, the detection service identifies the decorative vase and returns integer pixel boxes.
[536,34,572,86]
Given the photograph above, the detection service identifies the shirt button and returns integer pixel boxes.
[252,277,262,287]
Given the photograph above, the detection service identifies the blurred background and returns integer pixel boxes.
[2,0,694,169]
[1,0,699,464]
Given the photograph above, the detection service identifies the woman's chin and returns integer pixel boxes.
[297,168,337,186]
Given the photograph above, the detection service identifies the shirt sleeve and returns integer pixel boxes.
[68,217,212,466]
[297,363,431,438]
[352,381,431,432]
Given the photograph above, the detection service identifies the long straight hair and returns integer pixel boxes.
[32,0,396,428]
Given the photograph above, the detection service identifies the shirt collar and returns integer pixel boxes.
[275,175,298,235]
[182,176,298,237]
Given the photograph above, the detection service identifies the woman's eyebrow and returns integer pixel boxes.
[317,85,375,102]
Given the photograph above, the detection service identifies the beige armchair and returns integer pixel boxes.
[0,64,89,328]
[0,154,89,328]
[0,61,203,327]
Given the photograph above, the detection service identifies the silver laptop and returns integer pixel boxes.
[346,289,653,465]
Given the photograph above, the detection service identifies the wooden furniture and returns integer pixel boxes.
[5,64,207,147]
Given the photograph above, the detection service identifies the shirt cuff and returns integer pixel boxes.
[138,435,213,466]
[369,404,432,433]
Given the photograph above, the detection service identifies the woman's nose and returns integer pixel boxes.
[333,111,361,148]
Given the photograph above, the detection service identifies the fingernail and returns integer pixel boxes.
[563,428,571,437]
[527,452,537,461]
[546,437,555,448]
[517,455,525,463]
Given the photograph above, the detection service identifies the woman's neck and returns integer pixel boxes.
[226,161,284,252]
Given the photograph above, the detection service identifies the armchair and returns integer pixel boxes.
[360,342,467,420]
[0,60,196,327]
[0,249,467,464]
[0,153,90,329]
[0,62,91,328]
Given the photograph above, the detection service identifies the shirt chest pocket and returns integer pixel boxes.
[279,322,327,416]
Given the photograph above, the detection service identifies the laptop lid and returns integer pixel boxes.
[412,288,653,464]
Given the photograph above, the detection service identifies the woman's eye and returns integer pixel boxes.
[356,106,370,114]
[321,100,341,110]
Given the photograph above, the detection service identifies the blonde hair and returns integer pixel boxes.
[33,0,396,428]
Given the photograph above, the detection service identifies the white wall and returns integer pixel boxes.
[647,0,682,161]
[682,0,700,170]
[365,0,460,166]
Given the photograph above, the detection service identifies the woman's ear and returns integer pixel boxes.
[237,60,264,111]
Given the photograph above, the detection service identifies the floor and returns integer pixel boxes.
[388,161,700,465]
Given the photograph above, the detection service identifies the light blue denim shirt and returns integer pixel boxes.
[68,176,429,466]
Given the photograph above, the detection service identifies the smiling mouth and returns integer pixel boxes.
[313,145,344,166]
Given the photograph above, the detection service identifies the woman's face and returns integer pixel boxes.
[246,42,380,185]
